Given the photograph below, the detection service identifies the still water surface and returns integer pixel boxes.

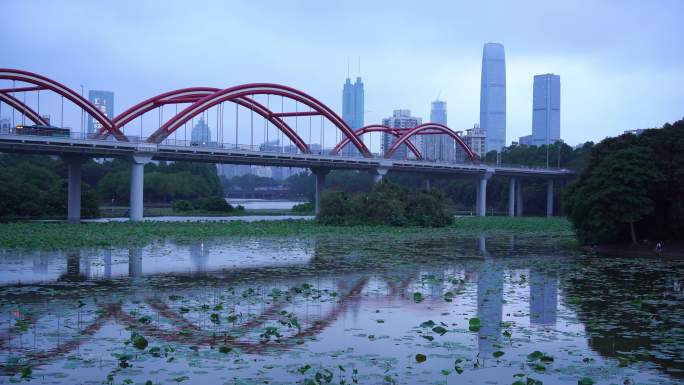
[0,233,681,384]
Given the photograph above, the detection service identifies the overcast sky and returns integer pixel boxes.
[2,0,682,147]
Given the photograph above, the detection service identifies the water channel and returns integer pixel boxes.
[0,233,681,384]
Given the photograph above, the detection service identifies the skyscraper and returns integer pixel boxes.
[341,76,364,156]
[190,116,211,145]
[479,43,506,153]
[531,74,561,147]
[422,100,448,161]
[87,90,114,135]
[382,109,422,159]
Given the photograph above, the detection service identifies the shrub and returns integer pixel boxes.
[292,202,314,213]
[194,197,234,212]
[406,189,454,227]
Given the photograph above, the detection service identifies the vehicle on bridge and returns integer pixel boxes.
[14,124,70,138]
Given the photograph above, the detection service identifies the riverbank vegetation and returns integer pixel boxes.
[0,155,226,219]
[318,180,453,227]
[566,119,684,244]
[0,216,573,249]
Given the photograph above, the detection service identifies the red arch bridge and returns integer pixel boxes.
[0,68,573,222]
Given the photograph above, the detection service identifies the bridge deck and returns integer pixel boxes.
[0,134,574,178]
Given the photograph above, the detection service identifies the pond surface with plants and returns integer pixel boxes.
[0,232,681,384]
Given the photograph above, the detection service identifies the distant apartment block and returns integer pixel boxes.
[382,109,422,159]
[464,123,487,158]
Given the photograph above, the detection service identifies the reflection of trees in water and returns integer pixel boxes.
[561,257,684,379]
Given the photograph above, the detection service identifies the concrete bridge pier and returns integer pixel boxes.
[508,178,517,217]
[546,179,554,217]
[129,154,153,222]
[372,166,390,184]
[311,168,329,216]
[516,179,524,216]
[63,156,88,223]
[476,172,493,217]
[425,178,432,191]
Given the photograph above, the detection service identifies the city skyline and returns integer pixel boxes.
[1,1,682,148]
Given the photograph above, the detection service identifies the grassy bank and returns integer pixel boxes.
[0,217,574,249]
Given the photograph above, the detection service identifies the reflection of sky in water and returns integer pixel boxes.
[0,234,681,384]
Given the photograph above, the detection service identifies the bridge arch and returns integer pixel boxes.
[146,83,372,157]
[331,125,424,160]
[385,123,477,161]
[0,69,126,140]
[111,87,221,133]
[0,92,49,126]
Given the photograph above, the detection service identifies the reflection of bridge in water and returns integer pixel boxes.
[0,234,563,374]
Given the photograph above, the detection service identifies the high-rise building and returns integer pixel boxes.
[518,134,532,146]
[381,109,422,159]
[87,90,114,135]
[479,43,506,153]
[531,74,561,147]
[341,76,364,156]
[464,123,487,158]
[422,100,457,162]
[0,118,10,133]
[190,116,212,145]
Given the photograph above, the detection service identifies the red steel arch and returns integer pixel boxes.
[385,123,477,161]
[331,125,424,160]
[111,87,221,133]
[0,92,49,126]
[146,83,372,157]
[110,87,312,153]
[0,69,126,141]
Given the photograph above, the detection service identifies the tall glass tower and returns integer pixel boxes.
[479,43,506,153]
[341,77,364,155]
[531,74,561,147]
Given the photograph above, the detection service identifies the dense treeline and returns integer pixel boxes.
[565,119,684,244]
[318,180,453,227]
[0,154,223,218]
[0,155,99,218]
[96,159,223,204]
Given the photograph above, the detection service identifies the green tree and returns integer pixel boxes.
[567,147,663,244]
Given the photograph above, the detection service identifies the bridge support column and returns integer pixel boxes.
[372,166,390,184]
[516,179,524,217]
[476,172,493,217]
[546,179,554,217]
[129,154,153,222]
[425,178,432,191]
[311,168,329,216]
[508,178,516,217]
[63,156,88,223]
